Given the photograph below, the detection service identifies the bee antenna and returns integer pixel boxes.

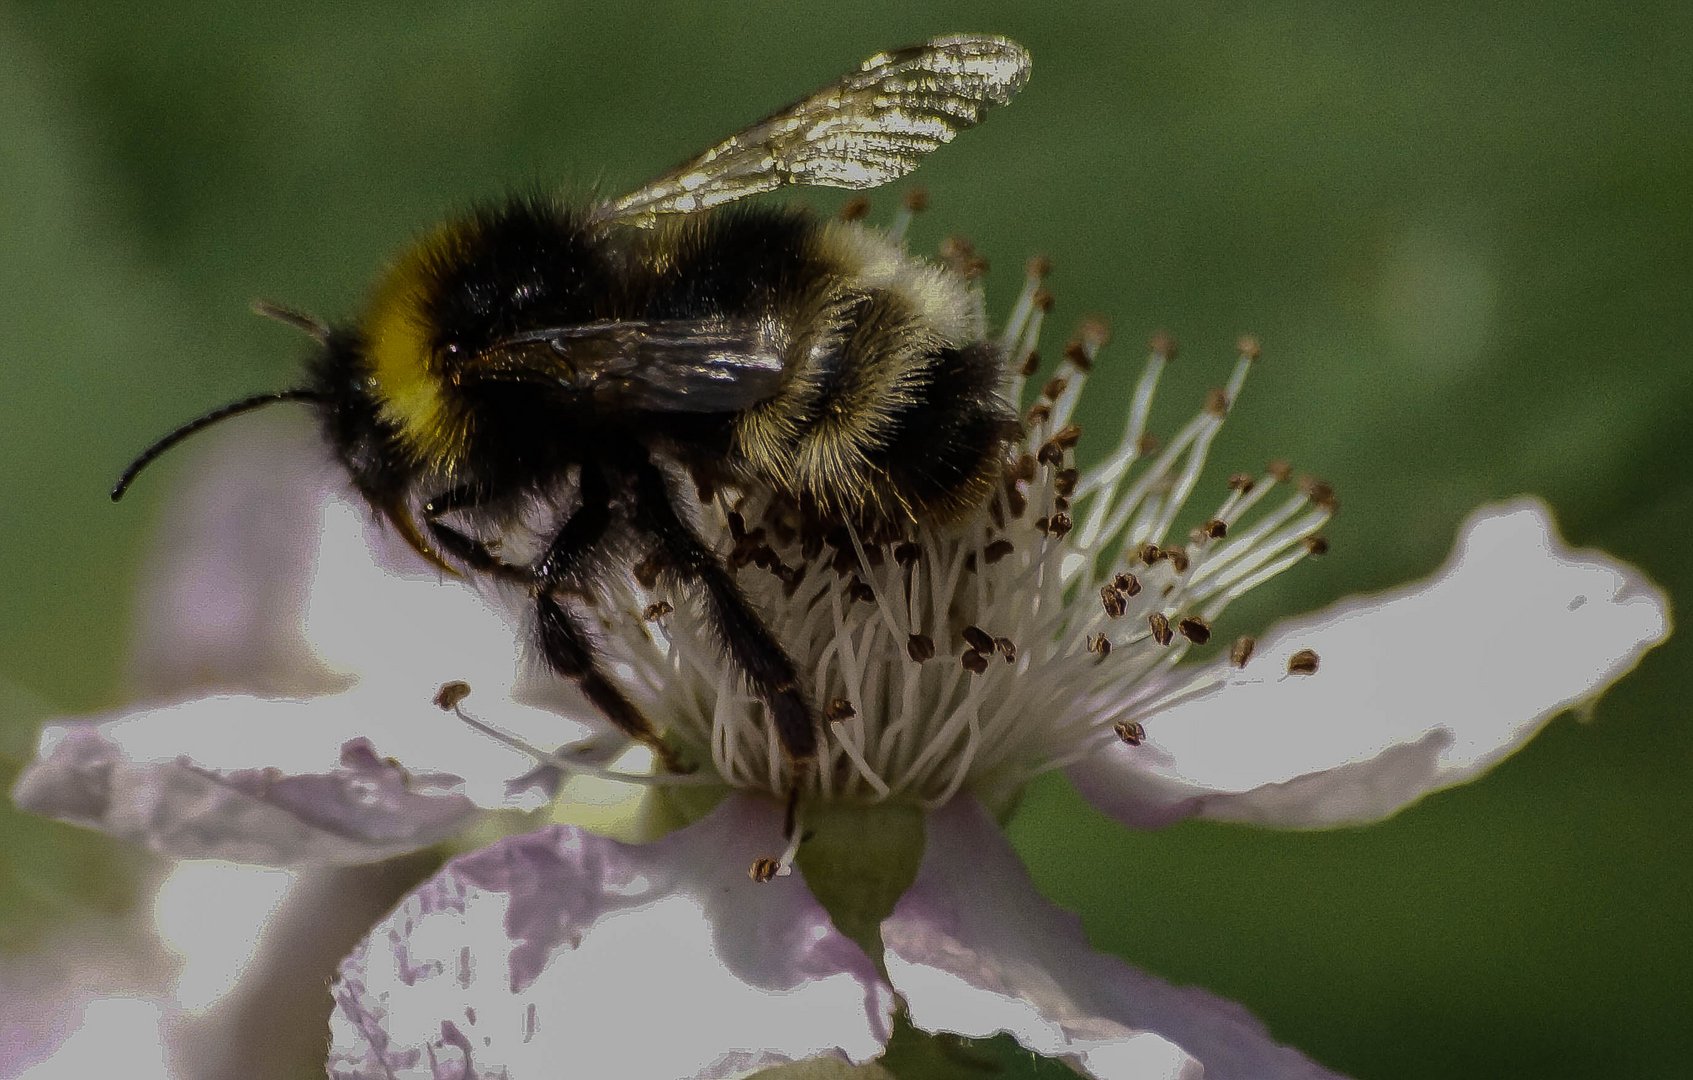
[252,299,331,342]
[111,389,325,502]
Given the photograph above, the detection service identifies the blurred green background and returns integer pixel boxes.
[2,1,1687,1077]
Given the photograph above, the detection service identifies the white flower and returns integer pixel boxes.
[12,254,1669,1079]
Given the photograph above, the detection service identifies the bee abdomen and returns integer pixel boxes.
[743,283,1012,527]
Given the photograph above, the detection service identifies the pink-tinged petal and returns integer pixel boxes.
[1070,499,1671,828]
[0,923,173,1078]
[128,418,530,703]
[127,418,340,699]
[329,794,895,1079]
[2,997,173,1080]
[884,800,1342,1080]
[8,692,525,865]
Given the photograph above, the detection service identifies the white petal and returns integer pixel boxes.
[7,998,173,1080]
[1070,499,1671,828]
[883,799,1342,1080]
[126,418,341,698]
[151,861,298,1013]
[8,691,553,864]
[330,795,895,1079]
[128,418,530,702]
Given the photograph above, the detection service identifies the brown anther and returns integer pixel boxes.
[1228,472,1256,494]
[1148,330,1178,360]
[1079,316,1111,350]
[1177,616,1212,645]
[1043,512,1072,538]
[1148,612,1174,646]
[1300,477,1339,512]
[1230,636,1256,668]
[433,681,472,711]
[962,625,995,653]
[1063,339,1090,370]
[643,600,674,621]
[1036,442,1065,467]
[847,577,875,604]
[1287,648,1321,676]
[983,538,1016,563]
[1136,433,1161,456]
[1054,496,1071,513]
[1051,423,1082,449]
[963,552,978,572]
[903,186,930,213]
[1137,543,1162,565]
[1266,459,1293,483]
[1019,349,1042,377]
[893,541,922,566]
[907,634,936,663]
[751,545,780,571]
[830,548,858,577]
[1033,288,1055,313]
[1113,720,1146,746]
[1113,572,1142,596]
[749,857,781,884]
[1201,518,1228,539]
[1025,254,1053,280]
[633,553,664,589]
[1042,375,1069,401]
[824,698,857,724]
[1236,334,1262,361]
[1027,402,1052,426]
[994,637,1017,662]
[1087,633,1112,658]
[838,196,871,222]
[961,650,989,675]
[1165,548,1190,574]
[1205,388,1231,417]
[1054,468,1079,497]
[1303,536,1331,556]
[1010,453,1037,483]
[1101,585,1127,619]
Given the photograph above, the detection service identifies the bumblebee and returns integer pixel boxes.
[114,34,1030,771]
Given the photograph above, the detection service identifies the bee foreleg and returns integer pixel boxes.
[630,459,818,767]
[534,590,686,773]
[421,485,529,585]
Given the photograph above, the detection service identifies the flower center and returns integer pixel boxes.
[443,240,1334,837]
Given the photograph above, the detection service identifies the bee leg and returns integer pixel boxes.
[530,467,692,774]
[424,481,685,773]
[419,485,529,585]
[630,459,818,768]
[533,591,688,773]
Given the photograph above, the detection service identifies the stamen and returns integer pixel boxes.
[886,186,928,246]
[1286,648,1321,676]
[436,682,710,788]
[1231,636,1256,667]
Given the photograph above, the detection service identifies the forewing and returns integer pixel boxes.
[470,319,786,413]
[596,34,1030,227]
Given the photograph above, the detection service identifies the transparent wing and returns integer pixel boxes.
[595,34,1030,227]
[466,319,787,413]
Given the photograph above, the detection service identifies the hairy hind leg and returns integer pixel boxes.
[629,458,817,766]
